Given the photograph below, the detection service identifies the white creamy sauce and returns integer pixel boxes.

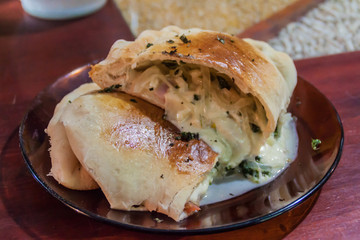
[128,61,267,167]
[201,113,298,205]
[127,60,298,205]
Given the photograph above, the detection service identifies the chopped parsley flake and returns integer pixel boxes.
[169,49,177,55]
[130,99,137,103]
[167,39,174,43]
[250,123,261,133]
[162,49,177,55]
[274,125,280,138]
[68,100,72,103]
[193,94,201,101]
[176,132,199,142]
[311,138,321,150]
[146,43,153,48]
[239,160,272,181]
[179,34,191,43]
[239,160,259,179]
[98,84,122,93]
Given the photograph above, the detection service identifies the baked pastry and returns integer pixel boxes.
[90,26,297,181]
[46,83,100,190]
[48,88,217,221]
[47,26,298,221]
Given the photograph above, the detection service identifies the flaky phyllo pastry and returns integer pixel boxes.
[46,26,298,221]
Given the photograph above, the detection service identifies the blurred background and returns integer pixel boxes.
[113,0,360,60]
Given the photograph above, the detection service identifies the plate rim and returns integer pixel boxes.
[18,64,344,235]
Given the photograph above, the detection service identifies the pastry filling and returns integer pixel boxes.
[113,59,298,202]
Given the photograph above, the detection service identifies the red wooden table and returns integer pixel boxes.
[1,1,359,239]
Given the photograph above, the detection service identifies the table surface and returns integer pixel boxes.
[1,1,359,239]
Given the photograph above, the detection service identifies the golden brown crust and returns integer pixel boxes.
[60,91,218,221]
[90,26,297,139]
[99,92,217,175]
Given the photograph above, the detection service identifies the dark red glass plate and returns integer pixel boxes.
[19,64,343,234]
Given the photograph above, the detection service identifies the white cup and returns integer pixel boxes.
[21,0,107,20]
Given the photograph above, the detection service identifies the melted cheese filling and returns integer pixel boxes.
[127,61,268,168]
[125,60,298,204]
[201,112,298,205]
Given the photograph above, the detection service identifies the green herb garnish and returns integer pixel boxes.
[179,34,191,43]
[98,84,122,93]
[250,123,261,133]
[161,49,177,55]
[169,48,177,55]
[130,99,137,103]
[311,138,321,150]
[239,160,272,181]
[167,39,175,44]
[146,43,153,48]
[176,132,199,142]
[274,125,280,138]
[239,160,259,179]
